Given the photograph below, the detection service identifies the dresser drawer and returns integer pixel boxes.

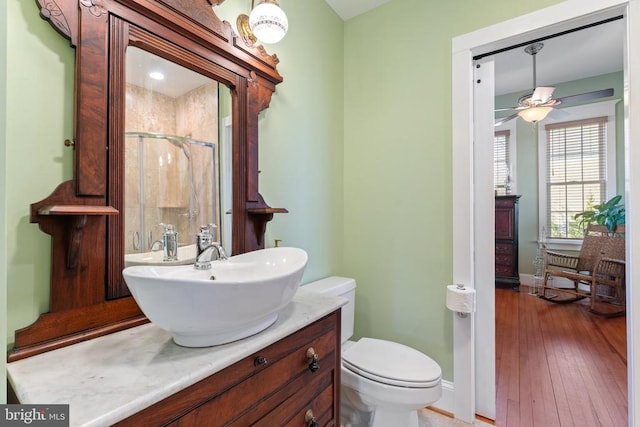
[495,254,514,266]
[495,209,515,240]
[495,243,513,256]
[496,264,514,277]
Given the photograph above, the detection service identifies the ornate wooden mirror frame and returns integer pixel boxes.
[9,0,286,362]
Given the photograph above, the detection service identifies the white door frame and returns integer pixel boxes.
[452,0,640,423]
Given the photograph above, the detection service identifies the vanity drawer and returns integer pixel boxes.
[237,367,335,426]
[258,380,335,427]
[115,310,340,427]
[171,331,337,426]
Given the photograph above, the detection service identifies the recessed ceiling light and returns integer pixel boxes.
[149,71,165,80]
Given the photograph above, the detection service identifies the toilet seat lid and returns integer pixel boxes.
[343,338,441,388]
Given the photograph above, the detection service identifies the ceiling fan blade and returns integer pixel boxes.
[555,88,614,106]
[531,86,555,103]
[495,112,519,127]
[494,106,519,112]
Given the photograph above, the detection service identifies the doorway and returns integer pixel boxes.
[451,1,640,424]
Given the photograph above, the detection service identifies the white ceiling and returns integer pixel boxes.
[493,18,624,96]
[129,4,623,101]
[127,46,212,98]
[323,2,623,97]
[324,0,391,21]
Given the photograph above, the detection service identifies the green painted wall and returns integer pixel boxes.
[1,0,8,405]
[215,0,346,279]
[4,0,566,389]
[342,0,562,380]
[496,72,624,275]
[257,0,346,279]
[5,0,75,350]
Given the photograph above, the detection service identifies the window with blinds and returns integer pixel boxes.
[545,116,608,239]
[494,130,510,195]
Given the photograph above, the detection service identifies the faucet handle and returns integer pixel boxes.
[199,224,218,241]
[160,223,176,234]
[197,224,216,251]
[199,223,216,234]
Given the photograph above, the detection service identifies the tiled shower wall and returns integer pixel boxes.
[124,81,220,253]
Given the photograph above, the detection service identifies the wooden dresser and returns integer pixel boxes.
[495,195,521,290]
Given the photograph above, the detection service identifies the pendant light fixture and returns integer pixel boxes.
[518,105,552,123]
[250,0,288,44]
[236,0,288,46]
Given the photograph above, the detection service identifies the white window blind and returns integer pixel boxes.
[545,116,608,239]
[494,130,510,195]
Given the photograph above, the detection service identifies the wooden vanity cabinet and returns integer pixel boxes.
[115,311,341,427]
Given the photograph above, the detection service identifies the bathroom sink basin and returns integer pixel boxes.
[122,247,308,347]
[124,244,197,267]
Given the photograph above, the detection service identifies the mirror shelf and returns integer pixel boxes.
[37,206,119,216]
[9,0,287,362]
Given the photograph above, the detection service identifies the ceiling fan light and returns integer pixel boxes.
[249,0,288,44]
[518,106,553,123]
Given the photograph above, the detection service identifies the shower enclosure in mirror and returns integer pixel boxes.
[124,47,233,266]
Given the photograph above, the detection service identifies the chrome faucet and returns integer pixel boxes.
[195,224,227,270]
[149,224,179,262]
[161,223,179,262]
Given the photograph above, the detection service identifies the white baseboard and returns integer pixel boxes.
[430,379,454,414]
[430,378,497,423]
[520,273,535,286]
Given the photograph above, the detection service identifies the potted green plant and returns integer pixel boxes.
[574,195,625,232]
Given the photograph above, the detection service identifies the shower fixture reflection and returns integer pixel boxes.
[124,132,220,263]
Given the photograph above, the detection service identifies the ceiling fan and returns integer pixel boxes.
[494,42,614,127]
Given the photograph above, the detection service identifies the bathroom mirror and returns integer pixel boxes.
[123,47,233,267]
[12,0,285,361]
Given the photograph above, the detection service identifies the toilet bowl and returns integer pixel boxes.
[302,277,442,427]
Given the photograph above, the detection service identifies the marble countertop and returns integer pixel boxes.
[7,288,346,427]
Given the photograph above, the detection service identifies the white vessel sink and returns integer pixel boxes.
[124,244,197,267]
[122,247,308,347]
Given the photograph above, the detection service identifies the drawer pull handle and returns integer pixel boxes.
[306,347,320,372]
[254,356,268,367]
[305,409,319,427]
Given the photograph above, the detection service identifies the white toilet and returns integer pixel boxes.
[303,276,442,427]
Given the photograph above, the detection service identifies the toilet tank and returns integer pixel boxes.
[302,276,356,342]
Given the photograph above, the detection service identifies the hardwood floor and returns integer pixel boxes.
[495,286,627,427]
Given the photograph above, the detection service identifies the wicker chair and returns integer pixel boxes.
[540,224,626,317]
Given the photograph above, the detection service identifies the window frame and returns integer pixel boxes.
[537,99,619,250]
[494,120,517,195]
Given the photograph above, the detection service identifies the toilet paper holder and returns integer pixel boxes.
[447,283,475,319]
